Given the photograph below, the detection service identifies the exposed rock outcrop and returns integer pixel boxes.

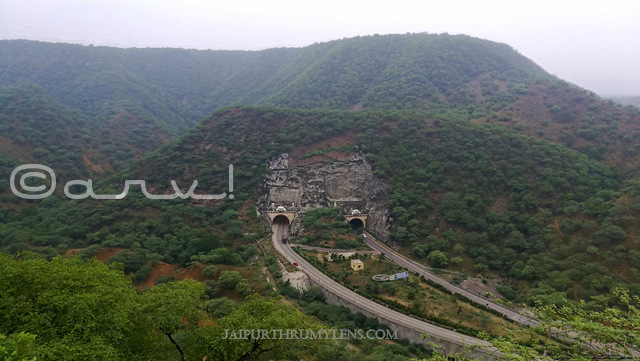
[259,152,390,240]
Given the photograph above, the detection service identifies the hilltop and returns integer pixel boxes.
[0,33,556,172]
[2,34,639,179]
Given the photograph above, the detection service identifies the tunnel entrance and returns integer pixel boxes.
[267,208,295,225]
[349,218,364,232]
[272,214,291,226]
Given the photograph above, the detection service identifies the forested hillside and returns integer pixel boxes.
[0,83,164,176]
[4,106,640,307]
[0,33,557,171]
[4,33,640,360]
[3,34,639,179]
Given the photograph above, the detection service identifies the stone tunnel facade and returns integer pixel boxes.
[258,152,390,240]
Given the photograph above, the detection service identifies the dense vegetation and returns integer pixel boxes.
[3,35,638,176]
[6,106,638,306]
[3,33,640,360]
[0,34,551,116]
[0,33,560,173]
[157,107,640,304]
[0,253,332,361]
[298,207,362,249]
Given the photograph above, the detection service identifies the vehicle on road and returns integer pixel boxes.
[293,262,298,266]
[281,235,287,243]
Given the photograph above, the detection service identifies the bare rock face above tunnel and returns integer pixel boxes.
[259,152,390,240]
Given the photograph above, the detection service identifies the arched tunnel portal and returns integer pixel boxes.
[345,214,367,231]
[348,217,365,231]
[267,210,296,225]
[272,214,291,226]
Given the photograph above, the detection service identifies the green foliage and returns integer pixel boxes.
[0,332,37,361]
[204,297,236,318]
[3,33,640,360]
[188,295,329,361]
[496,285,518,301]
[217,271,243,289]
[202,265,218,278]
[142,279,205,334]
[4,104,637,302]
[0,252,344,361]
[0,33,563,176]
[427,250,449,268]
[0,253,148,360]
[442,288,640,360]
[235,279,252,297]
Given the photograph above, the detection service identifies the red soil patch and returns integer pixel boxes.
[63,247,246,290]
[176,262,206,282]
[0,136,35,162]
[93,248,125,262]
[138,262,178,289]
[488,195,508,215]
[82,154,112,175]
[65,247,127,261]
[351,102,364,110]
[199,318,216,327]
[64,249,81,257]
[138,206,163,219]
[289,135,355,167]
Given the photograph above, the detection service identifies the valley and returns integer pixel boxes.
[2,33,640,360]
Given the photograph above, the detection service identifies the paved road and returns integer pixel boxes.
[365,235,640,358]
[271,220,499,356]
[362,232,540,327]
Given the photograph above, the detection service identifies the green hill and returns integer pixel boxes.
[0,34,552,116]
[3,33,640,360]
[3,32,640,304]
[4,106,640,307]
[0,34,557,172]
[3,34,639,178]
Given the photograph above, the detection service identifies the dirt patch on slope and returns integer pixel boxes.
[289,135,355,167]
[176,262,206,282]
[138,262,178,289]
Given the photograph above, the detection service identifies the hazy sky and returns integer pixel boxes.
[1,0,639,95]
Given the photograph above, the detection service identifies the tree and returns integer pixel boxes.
[534,288,640,359]
[187,295,329,361]
[427,250,449,268]
[141,279,206,361]
[0,332,37,361]
[202,265,219,278]
[0,253,150,360]
[418,288,640,360]
[218,270,243,289]
[204,297,236,318]
[235,279,252,297]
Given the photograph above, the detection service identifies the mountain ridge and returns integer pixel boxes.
[1,33,560,174]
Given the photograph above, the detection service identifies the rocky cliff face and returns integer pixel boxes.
[259,152,390,240]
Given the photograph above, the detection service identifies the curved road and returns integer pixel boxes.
[271,220,499,357]
[362,232,540,327]
[361,232,640,358]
